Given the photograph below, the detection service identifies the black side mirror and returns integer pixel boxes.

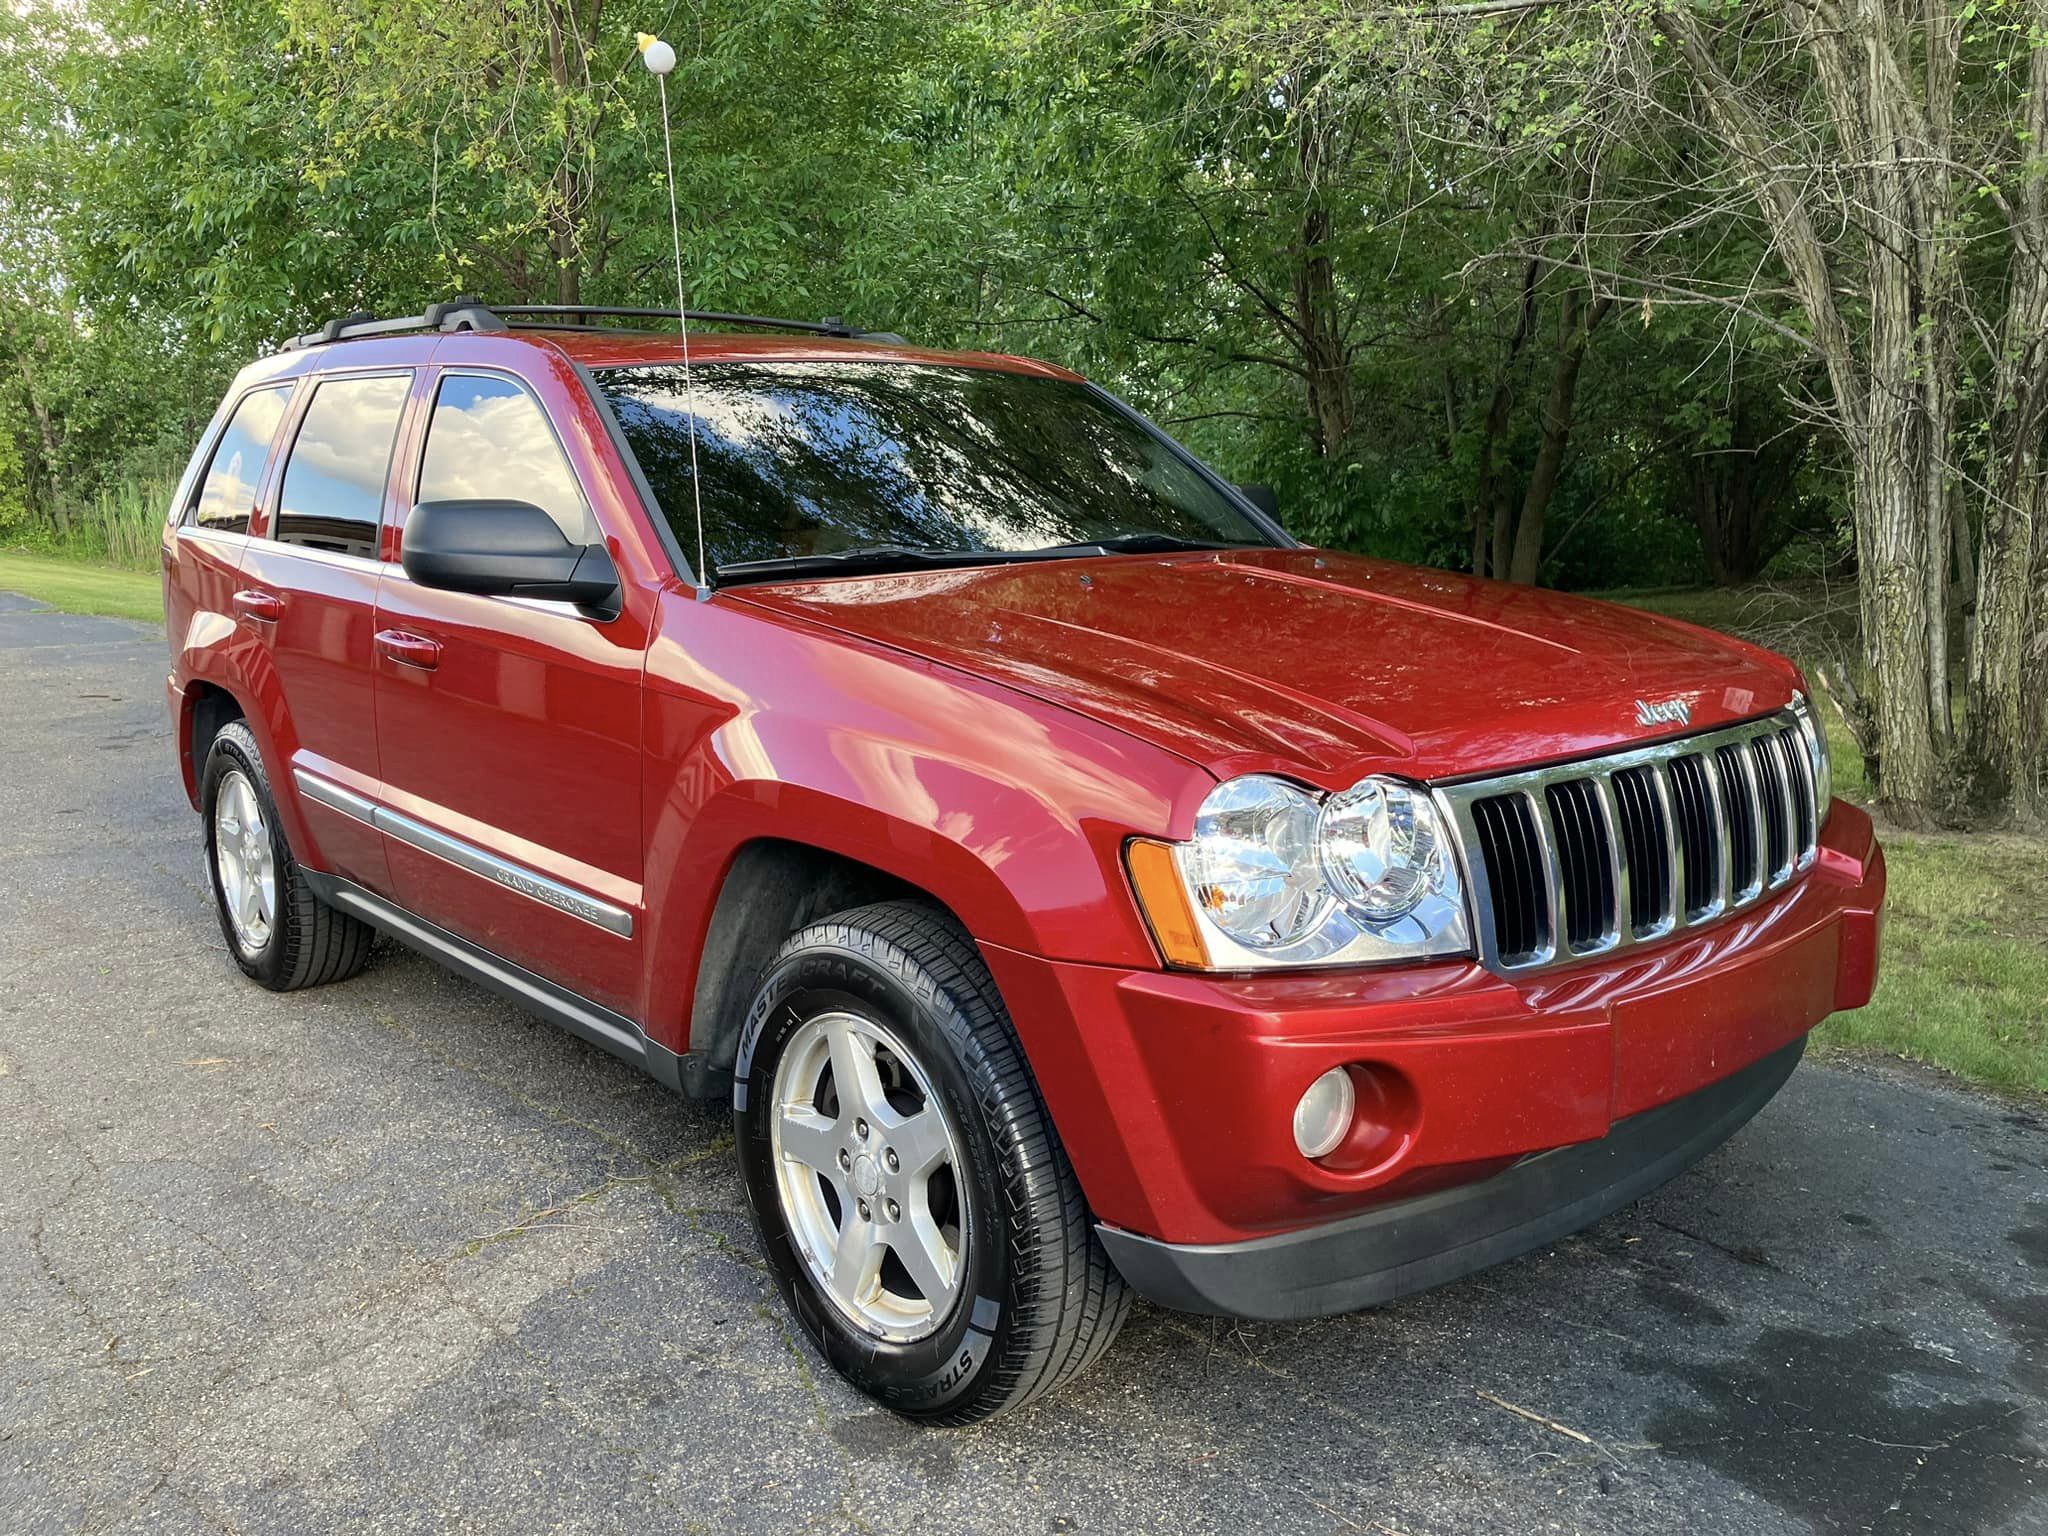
[1236,482,1280,520]
[402,500,619,613]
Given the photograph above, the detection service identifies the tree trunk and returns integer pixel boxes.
[1688,406,1806,586]
[30,397,66,534]
[1506,287,1610,585]
[1966,472,2042,819]
[1854,402,1942,819]
[1470,256,1542,577]
[1655,2,1950,820]
[1960,0,2048,822]
[16,346,67,534]
[1294,219,1352,458]
[1292,108,1353,460]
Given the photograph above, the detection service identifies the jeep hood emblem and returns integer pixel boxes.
[1634,696,1692,728]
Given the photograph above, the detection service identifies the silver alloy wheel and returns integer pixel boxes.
[213,768,277,955]
[770,1010,968,1342]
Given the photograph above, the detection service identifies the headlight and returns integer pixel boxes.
[1792,690,1833,823]
[1178,775,1328,949]
[1318,778,1449,921]
[1128,773,1473,970]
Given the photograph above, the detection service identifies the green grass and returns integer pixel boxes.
[0,550,164,623]
[1616,584,2046,1095]
[1817,835,2048,1093]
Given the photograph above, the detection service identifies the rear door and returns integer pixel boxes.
[236,367,415,894]
[371,364,650,1017]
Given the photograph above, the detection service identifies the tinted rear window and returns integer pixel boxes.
[188,386,293,533]
[594,361,1272,575]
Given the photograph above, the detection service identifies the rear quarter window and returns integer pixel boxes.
[186,386,294,533]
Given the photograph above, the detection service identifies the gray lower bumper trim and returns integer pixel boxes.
[1097,1035,1805,1320]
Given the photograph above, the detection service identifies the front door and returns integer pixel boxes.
[371,367,650,1016]
[237,368,414,895]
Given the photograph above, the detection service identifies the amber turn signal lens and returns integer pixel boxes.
[1126,838,1209,967]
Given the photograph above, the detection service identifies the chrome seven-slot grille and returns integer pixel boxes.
[1434,712,1823,974]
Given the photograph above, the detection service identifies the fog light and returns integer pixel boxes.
[1293,1067,1356,1160]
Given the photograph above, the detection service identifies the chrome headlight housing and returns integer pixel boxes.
[1140,773,1472,969]
[1792,690,1833,824]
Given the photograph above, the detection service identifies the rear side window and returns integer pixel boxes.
[416,374,596,544]
[188,386,292,533]
[275,373,412,558]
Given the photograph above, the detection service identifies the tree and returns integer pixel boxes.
[1237,0,2042,823]
[1636,1,2046,821]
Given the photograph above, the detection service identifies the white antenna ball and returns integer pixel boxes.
[641,38,676,74]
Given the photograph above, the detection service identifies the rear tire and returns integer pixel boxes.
[734,900,1129,1424]
[201,720,374,991]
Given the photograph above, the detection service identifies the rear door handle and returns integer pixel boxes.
[231,589,283,624]
[375,629,442,671]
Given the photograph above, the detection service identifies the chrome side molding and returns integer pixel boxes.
[294,767,634,938]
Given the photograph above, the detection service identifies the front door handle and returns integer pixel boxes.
[374,630,442,671]
[231,589,283,624]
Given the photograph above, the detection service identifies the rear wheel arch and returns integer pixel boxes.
[179,681,247,807]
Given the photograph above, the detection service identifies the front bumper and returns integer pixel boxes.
[977,800,1884,1270]
[1098,1034,1804,1318]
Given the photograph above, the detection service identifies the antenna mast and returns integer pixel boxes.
[638,32,709,592]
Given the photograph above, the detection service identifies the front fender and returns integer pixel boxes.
[635,589,1212,1050]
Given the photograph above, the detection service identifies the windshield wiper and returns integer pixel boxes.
[717,544,1038,583]
[1031,532,1240,556]
[716,533,1243,585]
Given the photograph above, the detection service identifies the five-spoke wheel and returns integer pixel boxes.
[771,1011,966,1341]
[212,768,277,953]
[200,719,374,990]
[735,900,1129,1424]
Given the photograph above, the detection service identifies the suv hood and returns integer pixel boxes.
[727,548,1799,785]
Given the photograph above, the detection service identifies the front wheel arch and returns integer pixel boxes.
[683,838,942,1086]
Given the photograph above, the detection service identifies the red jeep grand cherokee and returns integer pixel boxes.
[163,300,1885,1423]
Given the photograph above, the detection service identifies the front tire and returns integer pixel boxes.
[201,720,374,991]
[734,901,1129,1424]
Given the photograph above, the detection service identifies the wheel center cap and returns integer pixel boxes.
[851,1153,882,1198]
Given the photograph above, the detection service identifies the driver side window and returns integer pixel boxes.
[416,374,597,545]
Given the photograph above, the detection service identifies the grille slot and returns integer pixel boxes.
[1666,754,1720,917]
[1611,766,1669,934]
[1714,742,1761,897]
[1750,735,1791,880]
[1544,778,1614,951]
[1778,727,1816,860]
[1443,709,1822,974]
[1471,793,1548,964]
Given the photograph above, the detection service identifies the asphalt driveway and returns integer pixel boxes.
[2,594,2044,1535]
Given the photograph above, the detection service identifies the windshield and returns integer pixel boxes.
[592,360,1279,581]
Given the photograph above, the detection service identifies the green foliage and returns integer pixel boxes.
[0,0,1843,597]
[0,429,28,535]
[1817,835,2048,1094]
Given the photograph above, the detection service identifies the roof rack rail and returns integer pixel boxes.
[281,298,904,350]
